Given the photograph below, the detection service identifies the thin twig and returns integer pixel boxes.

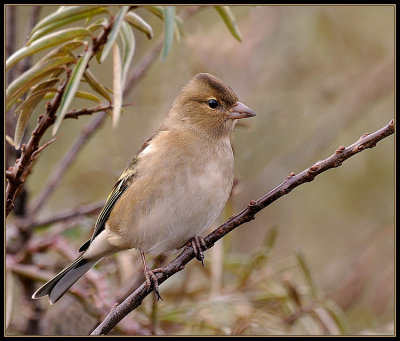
[34,201,105,228]
[30,112,108,214]
[7,201,105,233]
[63,103,135,120]
[122,6,200,97]
[251,56,394,194]
[5,5,16,85]
[5,17,116,219]
[31,137,57,159]
[5,75,70,217]
[64,104,112,119]
[16,6,42,76]
[7,256,149,335]
[91,119,394,335]
[123,40,163,97]
[6,7,46,335]
[29,34,170,215]
[7,5,201,219]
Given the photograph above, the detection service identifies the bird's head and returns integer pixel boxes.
[166,73,256,139]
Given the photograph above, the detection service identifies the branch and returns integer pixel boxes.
[30,200,104,229]
[63,104,112,120]
[5,75,70,217]
[251,57,393,193]
[63,102,133,120]
[122,6,200,97]
[6,255,149,335]
[5,18,116,219]
[6,4,203,217]
[123,40,163,97]
[29,112,108,214]
[29,33,169,215]
[5,6,16,85]
[91,119,394,335]
[16,6,42,76]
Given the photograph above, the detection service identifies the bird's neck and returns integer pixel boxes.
[164,115,236,143]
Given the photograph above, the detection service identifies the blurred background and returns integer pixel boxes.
[6,5,394,335]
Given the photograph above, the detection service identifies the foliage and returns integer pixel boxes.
[6,5,242,149]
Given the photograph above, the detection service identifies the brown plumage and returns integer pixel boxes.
[32,73,256,304]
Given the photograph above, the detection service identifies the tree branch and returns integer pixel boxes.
[63,104,112,120]
[91,119,394,335]
[123,6,200,97]
[16,6,42,76]
[30,200,105,229]
[28,33,169,216]
[5,17,117,219]
[29,112,108,214]
[5,75,70,217]
[5,5,16,86]
[6,5,202,220]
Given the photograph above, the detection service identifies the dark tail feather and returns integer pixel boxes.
[32,255,100,304]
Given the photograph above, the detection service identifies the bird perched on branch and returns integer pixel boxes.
[32,73,256,304]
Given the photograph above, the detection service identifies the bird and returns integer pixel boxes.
[32,73,256,304]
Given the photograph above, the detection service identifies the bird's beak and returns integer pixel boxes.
[226,101,256,120]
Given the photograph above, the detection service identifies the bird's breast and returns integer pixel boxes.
[145,137,234,253]
[106,134,234,254]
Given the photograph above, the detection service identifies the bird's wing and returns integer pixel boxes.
[78,168,136,253]
[78,128,166,253]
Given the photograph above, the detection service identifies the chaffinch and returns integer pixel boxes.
[32,73,256,304]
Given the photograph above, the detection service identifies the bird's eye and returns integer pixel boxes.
[207,99,219,109]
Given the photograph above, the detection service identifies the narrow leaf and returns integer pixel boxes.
[42,90,100,104]
[84,69,112,102]
[18,87,59,106]
[31,6,104,34]
[296,249,317,298]
[100,6,129,63]
[174,15,184,43]
[31,137,58,160]
[7,41,81,109]
[322,301,351,334]
[96,44,104,64]
[112,43,123,128]
[144,6,164,20]
[43,90,102,102]
[56,6,66,13]
[75,91,101,103]
[5,271,14,330]
[88,18,109,33]
[6,28,91,70]
[52,49,92,135]
[6,135,16,147]
[36,40,85,62]
[214,6,243,42]
[161,6,175,61]
[66,49,112,102]
[28,7,106,44]
[6,56,75,111]
[6,71,59,112]
[14,79,60,149]
[124,11,153,39]
[120,22,135,87]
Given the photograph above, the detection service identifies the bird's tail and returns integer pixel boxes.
[32,255,100,304]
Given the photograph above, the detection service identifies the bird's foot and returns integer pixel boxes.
[191,235,207,267]
[143,267,164,301]
[140,250,164,300]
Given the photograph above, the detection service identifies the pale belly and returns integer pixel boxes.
[135,160,233,254]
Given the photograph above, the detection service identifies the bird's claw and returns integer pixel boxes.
[191,236,207,266]
[144,267,164,301]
